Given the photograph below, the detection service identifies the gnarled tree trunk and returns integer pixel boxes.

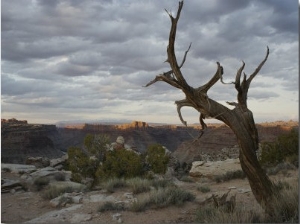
[145,1,276,212]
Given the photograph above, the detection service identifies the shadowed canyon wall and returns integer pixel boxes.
[1,119,298,164]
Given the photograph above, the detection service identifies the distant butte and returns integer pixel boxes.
[1,118,298,164]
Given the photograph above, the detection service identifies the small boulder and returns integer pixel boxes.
[189,158,242,178]
[1,163,37,174]
[26,157,50,168]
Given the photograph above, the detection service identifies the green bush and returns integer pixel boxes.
[96,149,144,180]
[260,129,298,167]
[66,134,112,184]
[67,146,92,182]
[146,144,169,174]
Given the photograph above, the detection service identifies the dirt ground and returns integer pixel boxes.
[1,170,298,223]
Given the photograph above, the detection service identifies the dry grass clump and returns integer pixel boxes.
[196,181,298,223]
[41,185,82,200]
[197,185,211,193]
[126,178,151,194]
[195,202,263,223]
[266,162,296,176]
[130,186,195,212]
[214,170,246,183]
[179,175,195,183]
[265,181,299,223]
[100,177,127,193]
[33,176,50,191]
[98,201,124,212]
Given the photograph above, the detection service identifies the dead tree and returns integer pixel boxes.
[145,1,276,213]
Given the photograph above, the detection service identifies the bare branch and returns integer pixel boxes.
[179,43,192,68]
[234,61,245,90]
[226,101,238,106]
[199,62,222,93]
[219,66,234,85]
[166,1,191,90]
[247,46,269,84]
[198,113,207,138]
[175,98,194,126]
[143,71,182,89]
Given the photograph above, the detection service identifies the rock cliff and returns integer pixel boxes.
[2,119,298,165]
[1,119,63,164]
[173,121,298,164]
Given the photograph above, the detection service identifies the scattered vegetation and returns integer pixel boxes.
[195,203,263,223]
[100,178,127,193]
[67,134,111,184]
[179,175,195,183]
[41,185,85,200]
[214,170,246,183]
[195,182,298,223]
[98,201,124,212]
[266,183,299,223]
[67,133,172,186]
[197,186,211,193]
[54,172,66,181]
[126,178,151,194]
[2,167,11,173]
[260,128,298,167]
[130,186,195,212]
[96,149,144,180]
[266,162,296,176]
[97,177,192,213]
[145,144,170,174]
[33,176,50,191]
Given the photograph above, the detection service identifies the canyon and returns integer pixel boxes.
[1,118,298,164]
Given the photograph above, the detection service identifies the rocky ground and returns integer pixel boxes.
[1,166,298,224]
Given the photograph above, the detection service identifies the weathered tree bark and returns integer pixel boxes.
[145,1,276,213]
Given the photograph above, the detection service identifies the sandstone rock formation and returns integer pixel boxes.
[1,119,63,164]
[189,158,242,179]
[2,118,297,166]
[173,121,298,165]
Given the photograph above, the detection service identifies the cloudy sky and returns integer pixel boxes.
[1,0,298,125]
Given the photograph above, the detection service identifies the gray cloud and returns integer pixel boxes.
[1,0,298,124]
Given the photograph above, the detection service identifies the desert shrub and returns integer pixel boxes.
[179,175,195,183]
[100,178,127,193]
[145,144,170,174]
[84,133,110,162]
[273,180,291,191]
[33,176,50,191]
[195,204,264,223]
[67,134,112,184]
[127,178,151,194]
[130,186,195,212]
[266,162,296,176]
[41,185,77,199]
[98,201,124,212]
[214,170,246,183]
[151,179,174,189]
[2,167,11,173]
[260,128,298,167]
[197,186,211,193]
[266,183,299,223]
[54,172,66,181]
[96,149,144,180]
[67,146,91,181]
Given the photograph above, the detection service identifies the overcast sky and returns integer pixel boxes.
[1,0,298,125]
